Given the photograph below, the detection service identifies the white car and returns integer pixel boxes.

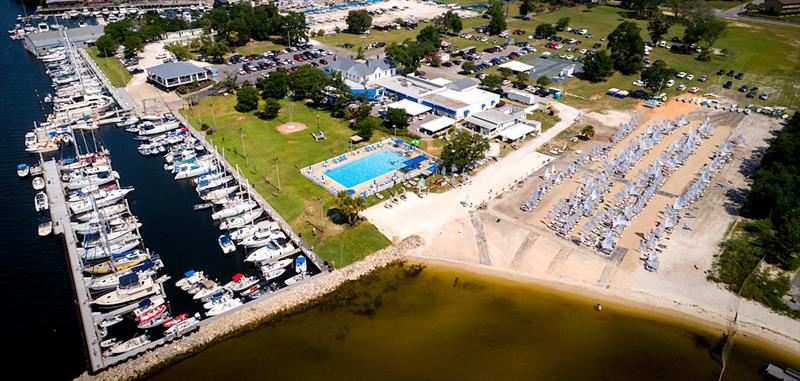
[502,80,511,86]
[477,73,487,80]
[666,79,675,88]
[238,69,246,75]
[676,71,687,78]
[528,35,534,39]
[559,54,566,59]
[689,86,700,93]
[686,74,694,81]
[579,49,587,54]
[677,84,686,91]
[633,80,645,87]
[566,54,574,60]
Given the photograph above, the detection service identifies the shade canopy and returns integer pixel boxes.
[387,99,431,116]
[419,116,455,135]
[498,61,534,73]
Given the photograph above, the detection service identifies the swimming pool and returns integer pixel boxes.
[324,150,408,189]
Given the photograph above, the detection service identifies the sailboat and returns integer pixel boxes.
[211,199,257,220]
[220,209,263,230]
[92,273,159,307]
[69,187,132,214]
[83,250,149,275]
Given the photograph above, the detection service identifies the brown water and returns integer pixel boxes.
[146,263,798,381]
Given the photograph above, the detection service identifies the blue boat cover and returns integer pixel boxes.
[17,163,28,170]
[119,273,139,289]
[183,270,196,278]
[138,298,152,308]
[295,256,306,264]
[219,235,232,244]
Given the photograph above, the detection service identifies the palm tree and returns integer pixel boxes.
[336,192,366,226]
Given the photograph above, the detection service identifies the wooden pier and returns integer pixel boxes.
[77,49,136,112]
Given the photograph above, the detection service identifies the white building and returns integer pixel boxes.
[463,106,542,141]
[146,61,208,90]
[374,75,500,120]
[324,56,396,99]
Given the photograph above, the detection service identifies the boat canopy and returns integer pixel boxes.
[183,270,196,278]
[17,163,28,170]
[131,259,153,273]
[119,273,140,289]
[295,256,306,264]
[232,273,244,281]
[220,235,232,244]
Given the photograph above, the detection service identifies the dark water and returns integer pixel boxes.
[146,264,799,381]
[0,1,279,379]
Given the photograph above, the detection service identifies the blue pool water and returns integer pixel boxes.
[325,150,408,189]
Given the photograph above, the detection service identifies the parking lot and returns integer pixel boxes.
[209,44,336,85]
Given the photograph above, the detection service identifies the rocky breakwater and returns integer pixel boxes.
[76,235,425,381]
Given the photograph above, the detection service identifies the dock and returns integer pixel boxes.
[44,159,172,372]
[77,48,136,113]
[36,0,213,16]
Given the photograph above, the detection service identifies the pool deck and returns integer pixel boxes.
[302,138,438,197]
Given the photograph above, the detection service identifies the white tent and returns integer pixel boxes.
[419,116,455,135]
[499,123,537,141]
[498,61,534,73]
[387,99,431,116]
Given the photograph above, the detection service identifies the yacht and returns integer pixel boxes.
[223,273,259,293]
[74,203,128,222]
[69,187,132,214]
[200,184,238,201]
[138,120,181,136]
[92,273,159,307]
[220,209,264,230]
[83,250,149,275]
[25,140,59,154]
[244,241,295,263]
[240,229,286,248]
[196,176,232,193]
[88,259,158,291]
[81,238,141,261]
[65,170,120,191]
[175,162,215,180]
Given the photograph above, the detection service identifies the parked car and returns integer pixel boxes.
[727,69,735,76]
[723,80,733,89]
[735,72,744,80]
[689,86,700,93]
[686,74,694,80]
[717,69,725,76]
[699,75,708,82]
[759,92,769,100]
[666,79,675,88]
[738,84,749,92]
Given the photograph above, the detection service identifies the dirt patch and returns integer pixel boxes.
[635,98,699,121]
[276,122,308,134]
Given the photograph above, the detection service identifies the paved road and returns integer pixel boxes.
[715,0,799,28]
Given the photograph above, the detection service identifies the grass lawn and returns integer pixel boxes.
[704,1,749,10]
[315,24,432,52]
[233,39,287,56]
[527,109,560,132]
[181,96,391,267]
[503,5,800,109]
[86,47,132,88]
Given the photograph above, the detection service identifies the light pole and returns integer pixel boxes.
[273,157,281,192]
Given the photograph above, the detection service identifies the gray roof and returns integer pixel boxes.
[26,25,105,48]
[447,78,477,91]
[147,61,206,79]
[327,56,393,79]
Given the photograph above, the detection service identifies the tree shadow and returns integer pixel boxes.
[327,208,348,225]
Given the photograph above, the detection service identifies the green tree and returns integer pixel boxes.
[536,75,551,87]
[440,130,490,173]
[607,21,645,75]
[354,116,381,140]
[94,35,119,57]
[535,23,556,38]
[556,17,570,30]
[647,12,672,42]
[235,85,260,112]
[519,0,534,18]
[385,39,435,74]
[581,49,615,82]
[216,72,239,93]
[516,71,529,84]
[461,61,476,73]
[259,69,290,100]
[123,34,143,58]
[289,65,329,103]
[335,191,366,226]
[581,125,595,138]
[165,43,193,61]
[640,59,672,93]
[384,108,409,131]
[684,16,726,48]
[201,38,231,60]
[486,0,506,35]
[282,11,309,46]
[417,25,442,49]
[346,10,372,34]
[481,75,503,91]
[258,98,281,119]
[434,10,462,33]
[498,67,513,79]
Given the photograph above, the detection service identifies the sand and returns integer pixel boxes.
[363,101,800,353]
[276,122,308,134]
[306,0,477,33]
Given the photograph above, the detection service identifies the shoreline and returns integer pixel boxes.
[407,254,800,357]
[75,236,425,381]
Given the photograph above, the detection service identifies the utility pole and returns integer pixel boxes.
[273,157,281,191]
[240,127,249,166]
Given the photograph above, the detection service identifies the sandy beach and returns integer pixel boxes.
[363,100,800,354]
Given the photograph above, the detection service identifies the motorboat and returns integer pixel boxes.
[98,315,123,328]
[17,163,29,177]
[223,273,259,293]
[69,187,132,214]
[176,270,204,290]
[244,241,296,263]
[200,185,238,201]
[138,120,181,136]
[220,209,263,230]
[295,256,308,273]
[92,273,159,307]
[32,176,45,190]
[35,191,49,212]
[201,290,233,309]
[284,273,308,286]
[132,297,165,318]
[239,229,286,249]
[260,258,293,273]
[247,286,271,300]
[117,116,139,127]
[262,268,285,281]
[193,202,213,210]
[218,234,236,254]
[83,250,149,275]
[195,176,232,193]
[29,164,43,176]
[211,200,257,220]
[205,297,242,317]
[164,314,200,336]
[25,140,59,154]
[24,132,37,147]
[193,279,221,301]
[239,284,261,298]
[38,221,53,236]
[138,312,171,329]
[162,313,189,328]
[100,338,119,349]
[174,162,214,180]
[104,335,150,357]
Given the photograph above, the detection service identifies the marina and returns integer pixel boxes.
[11,6,327,374]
